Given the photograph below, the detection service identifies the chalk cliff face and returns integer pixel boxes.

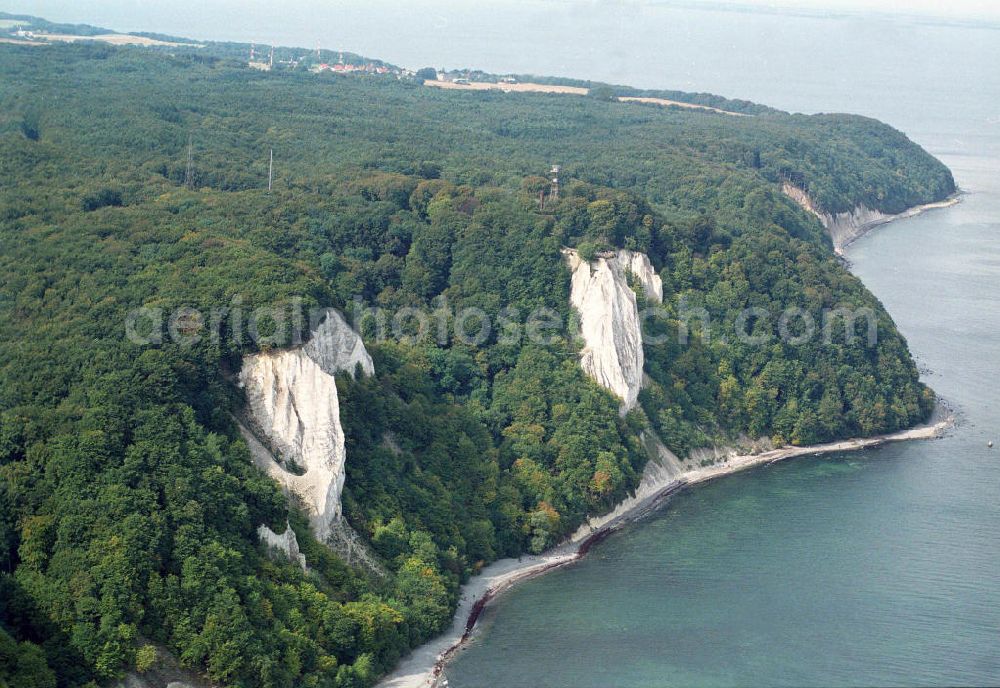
[783,182,891,254]
[113,651,210,688]
[239,309,371,544]
[617,249,664,304]
[569,430,685,541]
[258,522,308,570]
[564,248,662,412]
[305,309,375,378]
[240,348,346,542]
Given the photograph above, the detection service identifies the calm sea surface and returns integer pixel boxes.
[16,2,1000,685]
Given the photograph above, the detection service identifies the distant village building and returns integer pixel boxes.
[310,62,390,75]
[248,43,274,71]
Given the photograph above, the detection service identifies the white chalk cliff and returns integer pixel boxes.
[564,248,662,412]
[562,249,691,538]
[239,309,372,545]
[783,183,958,254]
[617,249,664,304]
[782,182,894,254]
[304,309,375,378]
[258,522,308,570]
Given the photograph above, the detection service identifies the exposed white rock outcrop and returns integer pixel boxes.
[617,249,664,304]
[240,348,345,540]
[783,182,891,253]
[782,182,958,255]
[687,435,775,466]
[564,248,662,412]
[238,309,370,545]
[258,521,308,570]
[116,674,201,688]
[823,206,893,253]
[116,677,196,688]
[113,646,212,688]
[305,309,374,378]
[569,430,685,540]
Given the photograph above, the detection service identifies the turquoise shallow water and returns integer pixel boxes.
[448,446,1000,687]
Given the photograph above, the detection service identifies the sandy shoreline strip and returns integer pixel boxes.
[377,412,952,688]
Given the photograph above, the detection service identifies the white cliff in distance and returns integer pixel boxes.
[564,248,663,412]
[782,182,958,255]
[238,309,371,545]
[616,249,664,304]
[782,182,892,254]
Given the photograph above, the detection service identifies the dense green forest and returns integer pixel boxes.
[0,33,954,688]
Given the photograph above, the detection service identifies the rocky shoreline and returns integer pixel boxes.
[782,183,962,255]
[376,411,953,688]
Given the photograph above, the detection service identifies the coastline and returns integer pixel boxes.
[835,193,963,256]
[780,183,962,256]
[376,192,962,688]
[376,411,953,688]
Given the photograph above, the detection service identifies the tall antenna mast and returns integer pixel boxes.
[268,148,274,192]
[250,42,255,61]
[269,45,274,69]
[185,134,194,189]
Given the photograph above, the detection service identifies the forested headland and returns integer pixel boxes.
[0,27,955,688]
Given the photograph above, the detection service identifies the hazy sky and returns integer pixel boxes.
[705,0,1000,19]
[9,0,1000,24]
